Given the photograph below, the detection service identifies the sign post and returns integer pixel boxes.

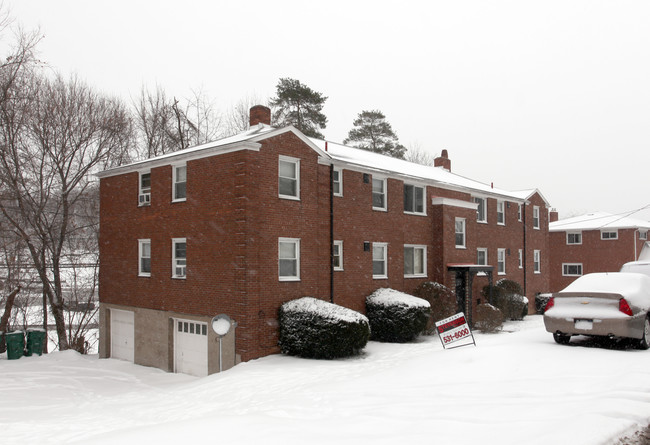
[435,312,476,349]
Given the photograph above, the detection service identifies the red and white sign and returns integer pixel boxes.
[435,312,476,349]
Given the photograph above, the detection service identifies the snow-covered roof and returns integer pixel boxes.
[508,188,552,207]
[97,124,541,202]
[549,211,650,232]
[310,139,531,201]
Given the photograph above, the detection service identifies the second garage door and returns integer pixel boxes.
[174,319,208,377]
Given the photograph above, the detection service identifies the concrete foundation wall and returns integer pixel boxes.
[99,303,238,375]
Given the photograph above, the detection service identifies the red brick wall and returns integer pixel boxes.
[100,133,551,363]
[523,194,550,304]
[549,227,643,292]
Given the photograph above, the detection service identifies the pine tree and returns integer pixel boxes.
[343,110,406,159]
[270,78,328,138]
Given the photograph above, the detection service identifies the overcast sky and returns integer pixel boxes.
[4,0,650,220]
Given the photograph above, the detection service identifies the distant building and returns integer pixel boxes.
[97,106,550,376]
[549,211,650,291]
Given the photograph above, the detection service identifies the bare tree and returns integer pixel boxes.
[0,68,131,350]
[224,94,266,136]
[133,85,176,158]
[404,142,437,166]
[134,85,223,159]
[187,86,222,145]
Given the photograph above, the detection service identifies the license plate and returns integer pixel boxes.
[575,319,593,330]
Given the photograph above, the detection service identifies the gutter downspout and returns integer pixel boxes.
[328,143,334,303]
[522,204,527,297]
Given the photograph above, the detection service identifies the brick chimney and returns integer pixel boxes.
[550,209,559,223]
[434,149,451,172]
[249,105,271,127]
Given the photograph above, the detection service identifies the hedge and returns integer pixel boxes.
[366,288,431,343]
[278,297,370,359]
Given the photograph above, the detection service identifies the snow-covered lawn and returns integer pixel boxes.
[2,316,650,444]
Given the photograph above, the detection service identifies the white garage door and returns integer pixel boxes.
[174,319,208,377]
[110,309,134,362]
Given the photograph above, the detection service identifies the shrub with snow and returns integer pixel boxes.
[366,288,431,343]
[474,303,504,333]
[535,293,552,314]
[413,281,457,332]
[482,279,528,320]
[278,297,370,359]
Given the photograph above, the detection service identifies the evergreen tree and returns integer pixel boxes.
[270,78,328,138]
[343,110,406,159]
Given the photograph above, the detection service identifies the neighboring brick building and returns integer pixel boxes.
[549,211,650,292]
[97,106,551,376]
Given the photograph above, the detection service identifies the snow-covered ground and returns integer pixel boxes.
[2,315,650,444]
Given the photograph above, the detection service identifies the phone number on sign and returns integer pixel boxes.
[442,327,470,344]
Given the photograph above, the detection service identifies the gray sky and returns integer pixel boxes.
[5,0,650,220]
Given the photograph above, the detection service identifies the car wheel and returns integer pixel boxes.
[553,332,571,345]
[638,316,650,350]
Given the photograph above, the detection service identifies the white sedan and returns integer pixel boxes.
[544,272,650,349]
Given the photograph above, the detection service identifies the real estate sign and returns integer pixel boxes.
[435,312,476,349]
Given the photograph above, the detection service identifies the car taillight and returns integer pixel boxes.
[544,297,555,312]
[619,298,633,316]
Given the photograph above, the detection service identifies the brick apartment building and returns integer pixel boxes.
[97,106,550,376]
[549,211,650,292]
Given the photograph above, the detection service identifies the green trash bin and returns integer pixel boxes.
[5,331,25,360]
[26,329,46,356]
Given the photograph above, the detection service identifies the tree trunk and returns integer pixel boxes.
[0,286,21,353]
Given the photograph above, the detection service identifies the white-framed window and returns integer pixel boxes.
[176,319,207,336]
[372,177,387,211]
[533,249,541,274]
[332,168,343,197]
[497,248,506,275]
[279,156,300,200]
[518,249,523,269]
[172,164,187,202]
[404,245,426,278]
[404,184,425,215]
[138,239,151,277]
[473,197,487,223]
[139,171,151,206]
[455,218,466,248]
[567,232,582,245]
[497,201,505,225]
[562,263,583,276]
[477,248,488,266]
[533,206,540,229]
[601,230,618,240]
[372,242,388,279]
[641,231,648,240]
[279,238,300,281]
[172,238,186,279]
[333,240,343,271]
[517,204,522,222]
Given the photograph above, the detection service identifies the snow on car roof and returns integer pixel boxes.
[560,272,650,307]
[550,211,650,232]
